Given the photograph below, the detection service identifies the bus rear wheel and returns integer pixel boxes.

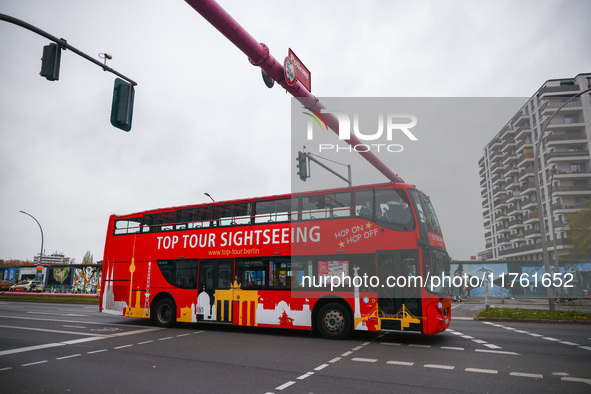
[153,298,176,328]
[317,302,351,340]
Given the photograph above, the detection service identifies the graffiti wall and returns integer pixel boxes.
[451,261,591,298]
[0,265,102,294]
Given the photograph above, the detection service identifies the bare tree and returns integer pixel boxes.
[82,251,94,265]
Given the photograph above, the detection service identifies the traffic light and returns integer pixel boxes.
[40,43,61,81]
[110,78,135,131]
[296,151,308,181]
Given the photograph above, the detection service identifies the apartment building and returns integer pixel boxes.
[479,73,591,261]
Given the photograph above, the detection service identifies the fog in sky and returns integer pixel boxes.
[1,0,589,262]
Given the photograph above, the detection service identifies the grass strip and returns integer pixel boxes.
[0,294,98,304]
[476,307,591,321]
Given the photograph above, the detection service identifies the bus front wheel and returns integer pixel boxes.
[317,303,351,340]
[153,298,176,328]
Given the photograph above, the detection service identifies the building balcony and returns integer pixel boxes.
[553,184,591,196]
[492,174,503,186]
[500,137,517,152]
[514,124,532,140]
[508,218,525,228]
[547,150,589,163]
[521,196,537,210]
[554,169,591,179]
[489,138,502,150]
[503,164,518,177]
[516,150,535,166]
[540,98,582,116]
[545,133,587,147]
[501,152,517,166]
[553,202,588,212]
[523,211,539,224]
[507,190,521,203]
[512,110,530,127]
[515,138,533,152]
[520,181,537,195]
[538,84,580,97]
[509,232,525,242]
[493,187,507,197]
[518,166,535,181]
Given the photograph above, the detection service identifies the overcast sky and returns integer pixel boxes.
[1,0,589,263]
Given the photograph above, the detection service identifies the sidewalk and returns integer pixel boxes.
[451,296,591,319]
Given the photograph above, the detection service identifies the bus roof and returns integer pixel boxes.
[110,182,417,219]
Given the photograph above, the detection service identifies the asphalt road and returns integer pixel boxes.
[0,301,590,393]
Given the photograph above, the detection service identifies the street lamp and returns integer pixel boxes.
[19,211,44,264]
[533,86,591,312]
[204,193,215,202]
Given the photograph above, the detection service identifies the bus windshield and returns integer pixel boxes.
[409,189,442,236]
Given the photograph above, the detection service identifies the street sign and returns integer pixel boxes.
[284,48,311,92]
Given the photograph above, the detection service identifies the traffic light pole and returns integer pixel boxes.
[304,151,352,187]
[185,0,404,184]
[1,13,137,86]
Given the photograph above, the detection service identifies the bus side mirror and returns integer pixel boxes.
[443,253,450,272]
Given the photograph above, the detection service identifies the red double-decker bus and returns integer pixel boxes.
[100,182,451,339]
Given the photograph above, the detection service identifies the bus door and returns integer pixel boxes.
[197,259,234,323]
[377,250,421,330]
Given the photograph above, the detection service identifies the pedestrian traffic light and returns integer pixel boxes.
[40,43,61,81]
[110,78,135,131]
[296,151,308,181]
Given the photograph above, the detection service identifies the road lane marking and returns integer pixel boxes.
[475,349,520,356]
[314,364,329,371]
[56,354,81,360]
[466,368,497,374]
[114,344,133,349]
[441,346,464,351]
[578,346,591,351]
[341,351,353,357]
[22,360,48,367]
[27,312,87,317]
[328,357,341,363]
[510,372,543,378]
[275,381,296,390]
[0,327,161,357]
[380,342,401,345]
[296,372,314,380]
[561,377,591,385]
[424,364,454,370]
[61,337,105,345]
[387,361,414,366]
[0,324,109,337]
[87,349,108,354]
[352,357,377,363]
[484,344,502,349]
[0,343,65,356]
[559,341,579,346]
[408,344,431,348]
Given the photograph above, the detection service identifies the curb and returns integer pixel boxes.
[474,316,591,324]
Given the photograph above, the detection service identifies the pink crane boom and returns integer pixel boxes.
[185,0,404,183]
